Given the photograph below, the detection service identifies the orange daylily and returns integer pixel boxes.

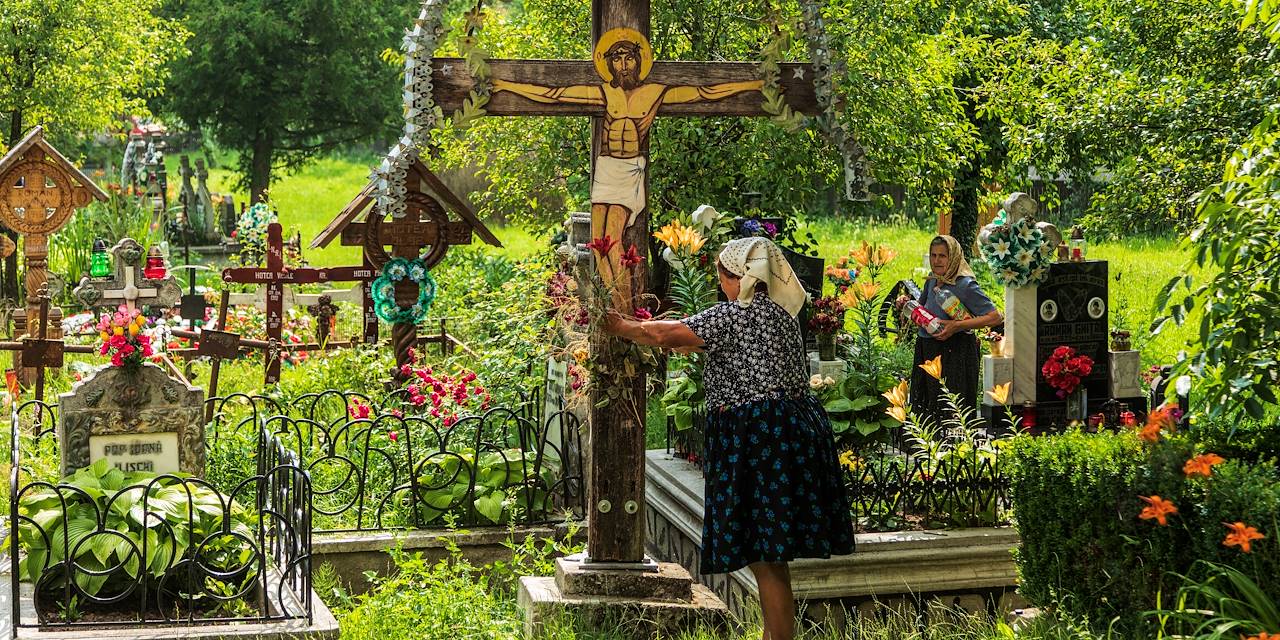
[1224,522,1266,553]
[919,356,943,381]
[882,380,908,409]
[1138,422,1163,443]
[1242,633,1279,640]
[1138,495,1178,526]
[987,382,1011,406]
[853,280,880,301]
[1183,453,1226,478]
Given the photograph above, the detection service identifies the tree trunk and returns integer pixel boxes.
[249,132,274,204]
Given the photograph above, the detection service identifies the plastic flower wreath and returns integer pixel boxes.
[97,305,154,368]
[980,211,1055,288]
[371,256,437,324]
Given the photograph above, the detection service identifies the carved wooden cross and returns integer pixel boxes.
[426,0,819,564]
[0,126,107,384]
[72,237,182,314]
[221,223,374,383]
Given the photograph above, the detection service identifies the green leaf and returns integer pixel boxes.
[474,492,505,524]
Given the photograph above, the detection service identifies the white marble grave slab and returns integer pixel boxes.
[1110,350,1142,398]
[982,356,1014,406]
[1004,285,1039,404]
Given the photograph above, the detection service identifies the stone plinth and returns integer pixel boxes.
[1004,285,1039,404]
[643,450,1025,622]
[518,540,729,638]
[807,354,847,383]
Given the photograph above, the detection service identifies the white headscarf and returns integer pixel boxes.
[717,237,809,317]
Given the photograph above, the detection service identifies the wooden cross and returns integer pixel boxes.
[352,180,469,376]
[221,223,374,383]
[0,286,92,408]
[72,237,182,314]
[0,126,107,384]
[423,1,820,564]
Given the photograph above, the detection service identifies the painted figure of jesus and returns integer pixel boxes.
[493,28,763,311]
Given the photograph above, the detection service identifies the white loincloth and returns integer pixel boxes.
[591,155,647,225]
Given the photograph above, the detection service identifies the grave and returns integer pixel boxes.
[56,361,205,477]
[979,194,1147,427]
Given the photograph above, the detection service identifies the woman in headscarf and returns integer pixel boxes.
[606,237,854,640]
[902,235,1003,422]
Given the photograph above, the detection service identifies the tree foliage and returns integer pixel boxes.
[977,0,1280,236]
[157,0,409,202]
[1155,0,1280,419]
[0,0,187,147]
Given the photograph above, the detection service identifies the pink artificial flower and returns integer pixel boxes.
[430,392,442,408]
[388,431,398,442]
[407,383,420,395]
[389,409,404,418]
[410,394,426,406]
[110,353,123,367]
[634,308,653,320]
[442,415,457,428]
[400,364,413,377]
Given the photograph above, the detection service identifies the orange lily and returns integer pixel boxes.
[987,382,1011,406]
[1138,422,1163,443]
[886,405,907,423]
[1138,495,1178,526]
[919,356,943,381]
[1242,633,1279,640]
[873,245,898,266]
[1183,453,1226,478]
[882,380,908,409]
[1224,522,1265,553]
[850,241,872,267]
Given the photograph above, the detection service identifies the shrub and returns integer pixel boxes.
[1009,428,1280,633]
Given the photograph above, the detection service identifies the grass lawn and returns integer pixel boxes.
[177,152,1198,365]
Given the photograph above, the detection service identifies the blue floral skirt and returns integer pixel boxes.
[700,393,855,574]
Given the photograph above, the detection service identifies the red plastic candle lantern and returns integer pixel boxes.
[1021,401,1038,432]
[1120,404,1136,427]
[143,246,167,280]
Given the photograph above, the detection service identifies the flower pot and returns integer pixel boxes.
[817,334,837,361]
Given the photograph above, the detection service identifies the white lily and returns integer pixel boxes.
[991,238,1012,259]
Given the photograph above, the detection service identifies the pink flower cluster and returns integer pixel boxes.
[397,350,490,428]
[96,305,154,367]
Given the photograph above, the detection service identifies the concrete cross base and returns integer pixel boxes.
[519,571,729,639]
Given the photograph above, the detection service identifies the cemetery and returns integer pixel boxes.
[2,0,1280,639]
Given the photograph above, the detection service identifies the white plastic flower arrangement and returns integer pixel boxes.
[980,212,1055,288]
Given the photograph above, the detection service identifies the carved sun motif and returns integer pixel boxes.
[0,159,75,234]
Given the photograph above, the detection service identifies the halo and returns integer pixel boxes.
[593,28,653,83]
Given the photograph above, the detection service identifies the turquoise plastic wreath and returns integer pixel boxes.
[371,257,437,324]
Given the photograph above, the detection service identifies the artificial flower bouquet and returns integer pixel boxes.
[1041,345,1094,398]
[97,305,154,368]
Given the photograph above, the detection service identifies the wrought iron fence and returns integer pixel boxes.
[666,408,1010,531]
[205,390,584,532]
[7,400,314,633]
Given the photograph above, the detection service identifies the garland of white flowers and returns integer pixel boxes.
[796,0,872,201]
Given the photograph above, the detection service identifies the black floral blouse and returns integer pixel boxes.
[681,295,809,410]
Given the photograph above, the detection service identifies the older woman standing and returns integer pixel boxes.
[607,237,854,640]
[907,235,1003,422]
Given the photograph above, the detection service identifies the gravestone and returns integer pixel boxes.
[72,237,182,313]
[57,361,205,477]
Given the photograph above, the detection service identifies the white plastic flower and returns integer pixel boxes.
[991,238,1012,259]
[691,204,721,230]
[809,374,824,389]
[1016,248,1035,266]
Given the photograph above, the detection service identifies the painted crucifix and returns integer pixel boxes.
[421,0,818,564]
[492,29,762,310]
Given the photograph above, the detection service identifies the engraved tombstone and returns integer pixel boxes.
[57,362,206,477]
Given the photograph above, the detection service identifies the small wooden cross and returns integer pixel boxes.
[0,285,94,407]
[72,237,182,313]
[306,295,339,347]
[221,223,374,383]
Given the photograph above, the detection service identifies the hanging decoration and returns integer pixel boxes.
[797,0,873,201]
[371,257,438,324]
[452,3,493,128]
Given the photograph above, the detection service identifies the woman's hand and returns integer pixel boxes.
[603,310,628,335]
[894,294,909,310]
[934,319,961,341]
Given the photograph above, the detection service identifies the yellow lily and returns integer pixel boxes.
[653,223,682,248]
[850,241,871,267]
[854,281,880,302]
[920,356,943,381]
[874,245,898,266]
[882,379,908,409]
[986,382,1011,406]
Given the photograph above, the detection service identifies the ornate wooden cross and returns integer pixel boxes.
[221,223,375,383]
[424,1,820,564]
[0,126,107,383]
[72,237,183,313]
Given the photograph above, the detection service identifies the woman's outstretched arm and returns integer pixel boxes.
[605,314,705,350]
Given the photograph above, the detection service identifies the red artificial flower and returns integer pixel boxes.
[1042,346,1094,398]
[634,308,653,320]
[620,244,644,267]
[585,235,618,256]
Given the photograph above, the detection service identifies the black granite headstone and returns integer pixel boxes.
[1034,260,1112,424]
